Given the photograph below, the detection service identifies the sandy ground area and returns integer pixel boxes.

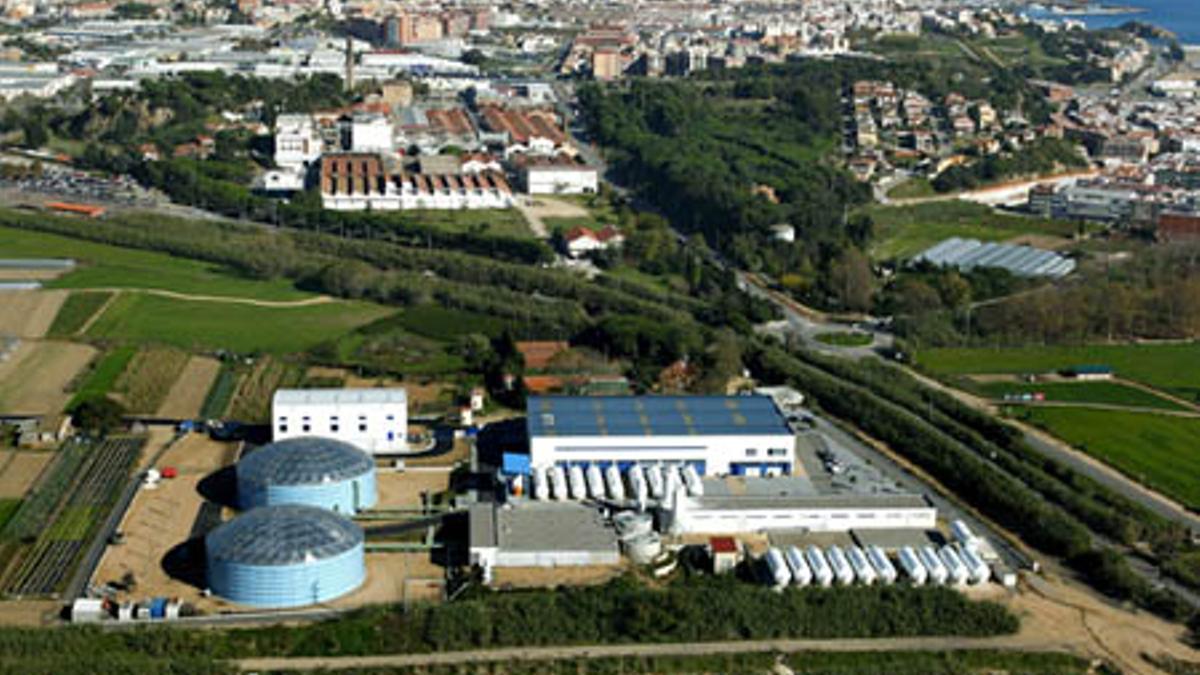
[0,450,53,499]
[404,438,469,469]
[376,470,452,509]
[1007,572,1200,674]
[324,553,445,609]
[0,340,97,415]
[0,600,60,626]
[1006,233,1075,251]
[0,269,67,281]
[492,564,625,589]
[517,196,591,238]
[90,433,238,609]
[0,290,67,338]
[156,356,221,419]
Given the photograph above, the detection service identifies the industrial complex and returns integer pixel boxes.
[53,384,1016,624]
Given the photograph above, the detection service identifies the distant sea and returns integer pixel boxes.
[1026,1,1200,44]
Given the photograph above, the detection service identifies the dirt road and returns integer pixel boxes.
[88,287,332,308]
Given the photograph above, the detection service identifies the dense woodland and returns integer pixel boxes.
[931,138,1088,193]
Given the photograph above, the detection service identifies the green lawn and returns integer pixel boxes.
[814,331,874,347]
[1015,407,1200,510]
[0,226,310,301]
[69,345,136,407]
[920,343,1200,402]
[85,294,392,354]
[863,201,1078,260]
[46,291,112,337]
[969,380,1187,411]
[886,178,936,200]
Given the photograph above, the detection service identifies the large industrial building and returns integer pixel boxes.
[205,504,366,608]
[272,388,408,454]
[237,437,377,514]
[525,395,795,476]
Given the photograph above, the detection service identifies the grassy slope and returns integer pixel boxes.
[69,345,137,407]
[0,225,309,301]
[399,209,533,238]
[1017,407,1200,510]
[920,343,1200,402]
[863,201,1077,260]
[85,294,392,354]
[970,381,1188,411]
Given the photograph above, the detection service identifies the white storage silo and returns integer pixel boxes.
[532,466,549,501]
[550,465,569,501]
[867,545,898,585]
[959,545,991,585]
[919,546,949,585]
[568,465,587,500]
[785,545,812,587]
[627,465,648,503]
[682,464,703,497]
[898,546,926,586]
[646,465,665,500]
[826,546,854,586]
[846,546,877,585]
[765,548,791,589]
[605,465,626,500]
[805,545,833,587]
[939,545,969,586]
[585,465,605,499]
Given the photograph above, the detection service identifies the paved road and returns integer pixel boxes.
[238,635,1080,673]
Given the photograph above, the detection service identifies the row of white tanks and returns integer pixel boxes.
[529,463,703,502]
[764,521,993,589]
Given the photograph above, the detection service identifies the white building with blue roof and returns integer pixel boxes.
[526,395,795,477]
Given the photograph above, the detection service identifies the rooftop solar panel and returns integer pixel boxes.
[527,395,791,437]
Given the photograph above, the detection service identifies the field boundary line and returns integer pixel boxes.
[79,287,333,309]
[74,291,120,336]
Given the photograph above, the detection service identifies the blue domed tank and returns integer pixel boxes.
[237,436,376,513]
[206,504,365,608]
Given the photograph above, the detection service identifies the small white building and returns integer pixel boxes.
[272,388,408,455]
[273,113,322,173]
[521,160,598,195]
[349,113,395,154]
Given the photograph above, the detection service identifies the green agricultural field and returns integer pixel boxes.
[0,226,310,301]
[1016,407,1200,510]
[863,201,1078,260]
[969,381,1187,411]
[0,499,20,533]
[85,294,392,354]
[69,345,136,407]
[46,291,112,337]
[386,305,510,341]
[199,364,238,419]
[391,209,532,238]
[920,343,1200,402]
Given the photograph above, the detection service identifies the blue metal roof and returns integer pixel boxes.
[526,395,790,438]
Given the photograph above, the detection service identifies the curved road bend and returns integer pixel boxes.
[238,635,1080,673]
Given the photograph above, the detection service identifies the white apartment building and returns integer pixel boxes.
[273,114,322,173]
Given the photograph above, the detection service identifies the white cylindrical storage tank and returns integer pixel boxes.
[919,546,948,585]
[940,545,969,586]
[846,545,876,585]
[950,519,977,546]
[206,504,365,608]
[899,546,927,586]
[682,464,703,497]
[959,545,991,585]
[624,532,662,565]
[805,545,833,587]
[532,466,549,501]
[549,466,568,501]
[626,465,648,503]
[646,465,665,500]
[867,545,898,585]
[613,511,654,540]
[236,437,377,513]
[826,546,854,586]
[605,465,626,501]
[765,548,791,589]
[663,464,680,501]
[785,545,812,587]
[585,464,605,499]
[568,465,587,500]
